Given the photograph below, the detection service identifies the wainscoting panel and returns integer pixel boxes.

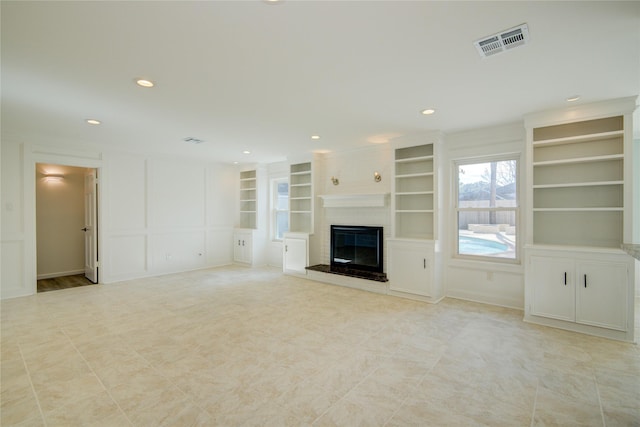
[107,234,147,281]
[1,238,27,299]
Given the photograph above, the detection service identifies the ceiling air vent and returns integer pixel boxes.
[474,23,529,58]
[183,137,204,144]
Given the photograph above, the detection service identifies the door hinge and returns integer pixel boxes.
[96,261,101,268]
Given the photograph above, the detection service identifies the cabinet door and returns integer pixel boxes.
[388,243,431,296]
[529,256,575,322]
[283,237,307,274]
[576,261,628,331]
[233,232,251,263]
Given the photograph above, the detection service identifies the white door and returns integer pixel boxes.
[388,241,432,297]
[576,261,628,331]
[529,256,575,322]
[283,237,307,274]
[83,169,98,283]
[233,231,252,264]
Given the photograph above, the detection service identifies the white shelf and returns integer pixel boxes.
[528,113,626,249]
[396,191,434,196]
[533,207,623,212]
[532,130,623,147]
[393,142,436,240]
[395,155,434,163]
[396,172,434,179]
[239,170,257,229]
[289,162,314,233]
[533,153,623,166]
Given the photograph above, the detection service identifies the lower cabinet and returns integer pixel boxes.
[233,229,253,264]
[282,232,309,275]
[387,239,442,302]
[575,260,629,331]
[525,247,634,340]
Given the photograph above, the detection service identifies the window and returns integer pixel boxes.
[271,178,289,240]
[455,157,518,261]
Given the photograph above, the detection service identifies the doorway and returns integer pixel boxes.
[35,163,99,292]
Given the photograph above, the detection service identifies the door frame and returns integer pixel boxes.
[25,144,104,295]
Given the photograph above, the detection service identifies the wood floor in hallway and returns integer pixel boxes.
[37,274,95,293]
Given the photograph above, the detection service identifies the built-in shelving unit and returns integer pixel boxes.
[531,116,624,248]
[289,162,313,233]
[239,169,257,229]
[394,144,435,239]
[388,136,443,303]
[524,97,636,342]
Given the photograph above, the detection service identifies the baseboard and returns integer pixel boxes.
[37,269,85,280]
[445,289,523,311]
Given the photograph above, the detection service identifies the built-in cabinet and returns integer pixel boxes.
[233,229,254,264]
[235,167,267,266]
[524,97,636,341]
[282,232,309,275]
[388,135,443,303]
[289,162,313,234]
[387,239,435,298]
[528,249,631,332]
[393,144,435,239]
[281,161,316,276]
[531,116,625,247]
[239,170,257,229]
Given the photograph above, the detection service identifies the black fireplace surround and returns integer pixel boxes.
[306,225,387,282]
[330,225,383,273]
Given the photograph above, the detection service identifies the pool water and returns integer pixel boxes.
[459,236,508,255]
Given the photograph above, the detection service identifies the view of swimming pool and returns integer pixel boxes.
[459,236,509,255]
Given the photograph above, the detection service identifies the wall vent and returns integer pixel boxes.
[474,23,529,58]
[183,137,204,144]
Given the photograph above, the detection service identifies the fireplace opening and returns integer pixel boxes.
[330,225,383,273]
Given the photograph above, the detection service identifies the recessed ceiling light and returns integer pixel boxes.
[242,150,251,155]
[311,135,320,140]
[566,95,580,102]
[135,78,155,88]
[233,161,239,165]
[86,119,101,125]
[421,109,436,115]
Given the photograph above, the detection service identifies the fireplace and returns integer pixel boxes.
[330,225,383,273]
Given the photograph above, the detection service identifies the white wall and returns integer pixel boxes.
[103,152,236,282]
[0,140,237,299]
[442,122,526,309]
[35,165,86,279]
[1,140,27,298]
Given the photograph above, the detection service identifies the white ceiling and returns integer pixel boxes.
[2,1,639,165]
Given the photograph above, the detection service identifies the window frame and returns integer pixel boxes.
[453,155,520,264]
[270,177,289,241]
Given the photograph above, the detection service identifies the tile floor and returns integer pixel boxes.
[1,266,638,426]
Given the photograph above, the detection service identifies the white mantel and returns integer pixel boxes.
[318,193,389,208]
